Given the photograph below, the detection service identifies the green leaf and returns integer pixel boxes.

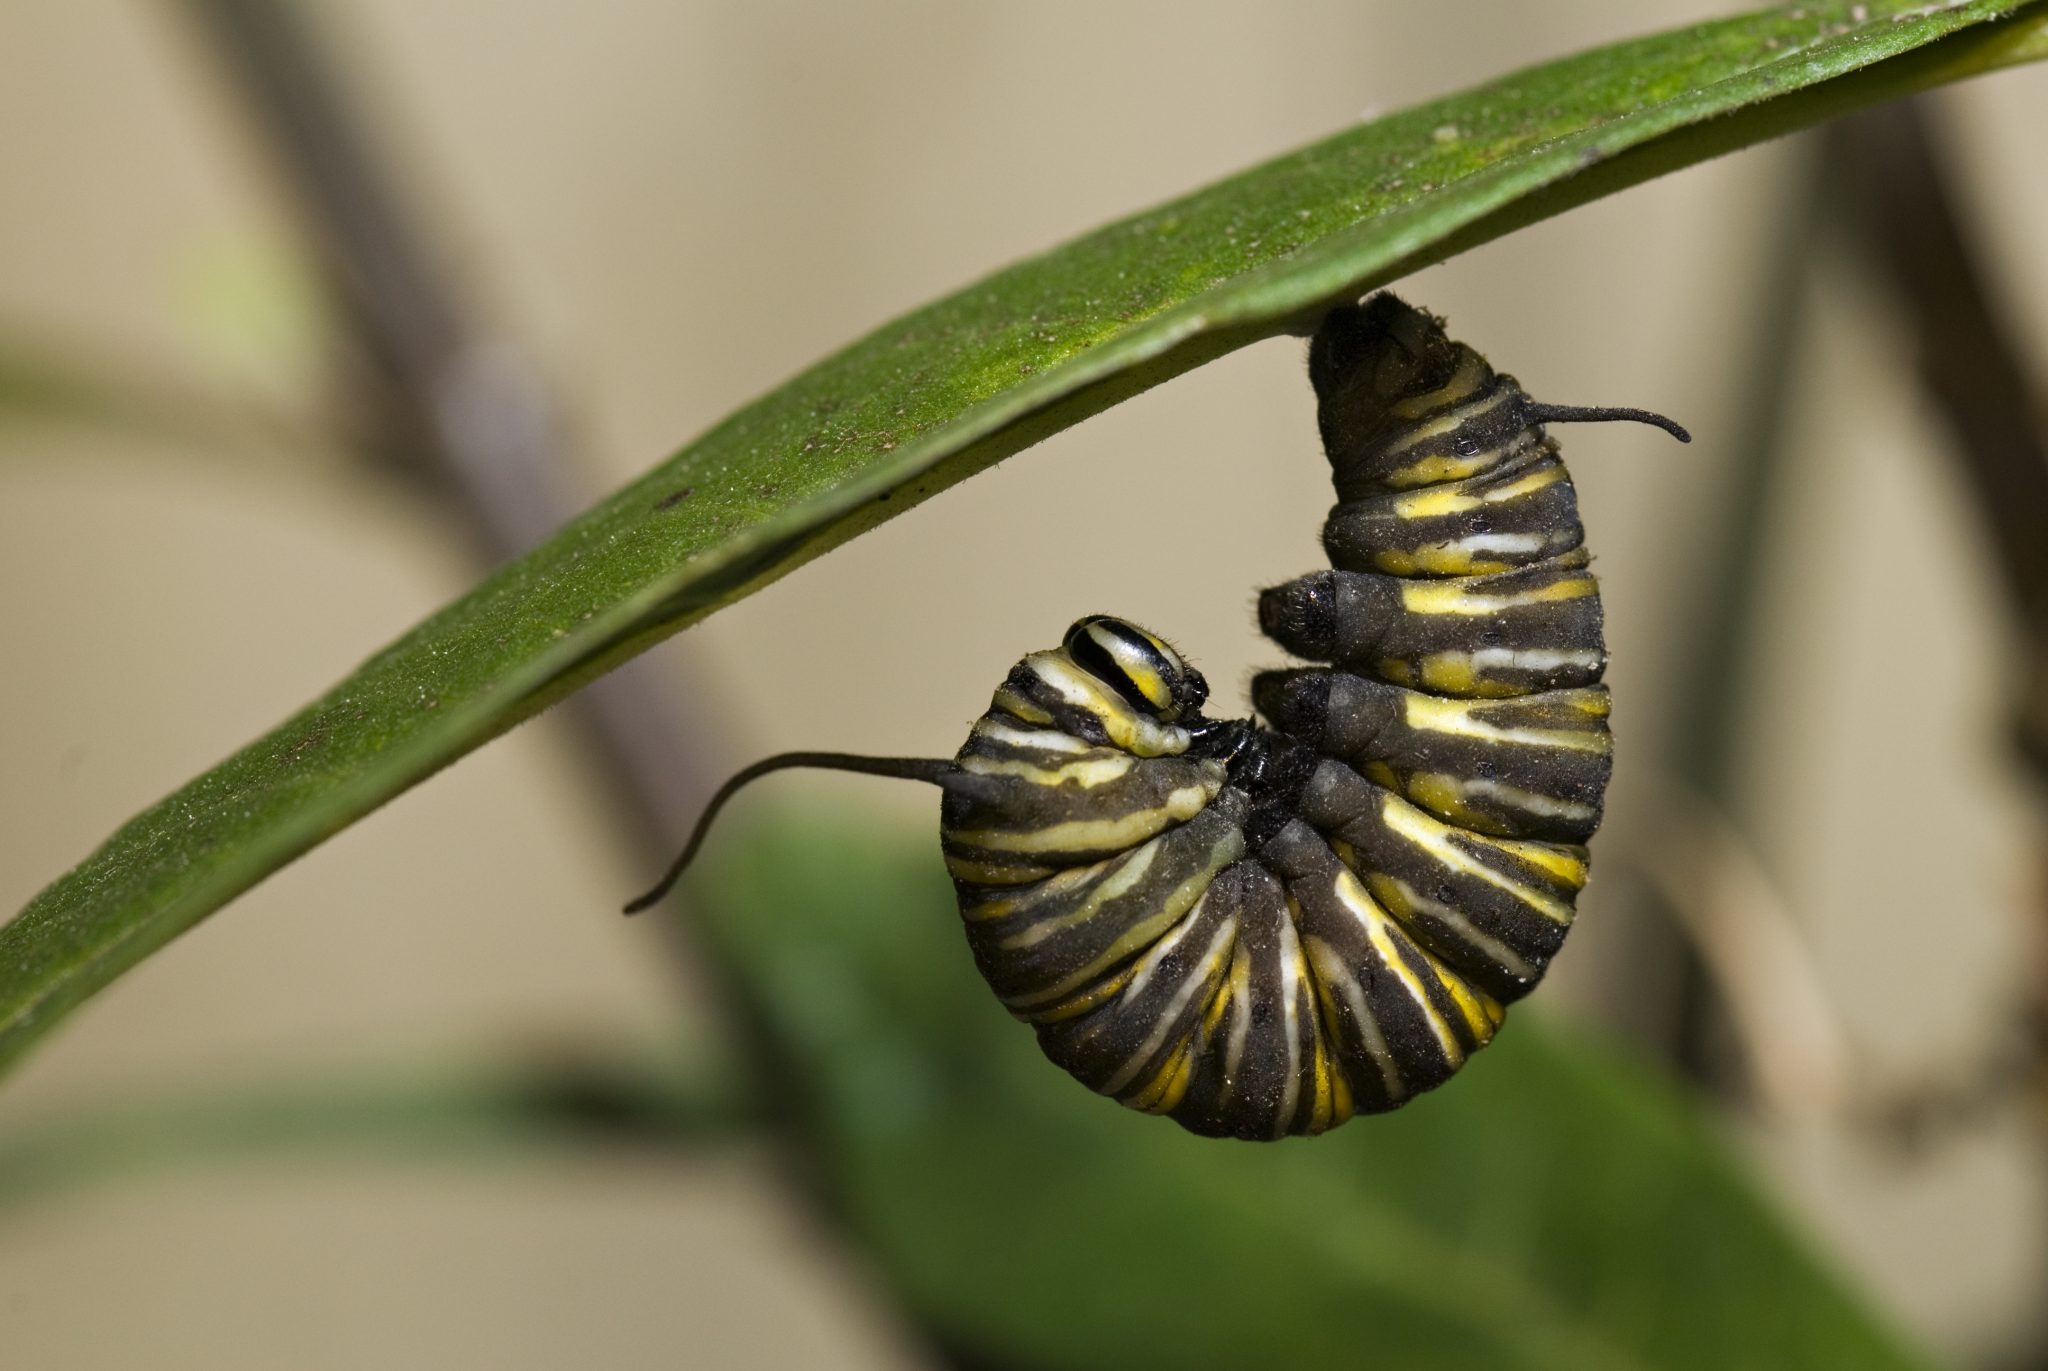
[6,0,2047,1075]
[697,817,1940,1371]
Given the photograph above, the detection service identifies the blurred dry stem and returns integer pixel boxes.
[182,0,719,858]
[1625,136,1830,1097]
[1636,777,1852,1123]
[1832,99,2048,1147]
[1640,100,2048,1146]
[1829,100,2048,775]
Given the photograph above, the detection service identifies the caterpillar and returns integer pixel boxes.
[630,293,1687,1138]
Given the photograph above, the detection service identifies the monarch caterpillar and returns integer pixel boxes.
[630,294,1687,1138]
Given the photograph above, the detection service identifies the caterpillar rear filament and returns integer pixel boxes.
[630,293,1688,1139]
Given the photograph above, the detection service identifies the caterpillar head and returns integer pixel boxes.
[1060,615,1209,724]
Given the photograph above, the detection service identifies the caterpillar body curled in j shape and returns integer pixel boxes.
[629,293,1688,1139]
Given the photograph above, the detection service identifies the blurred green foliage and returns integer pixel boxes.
[695,815,1938,1370]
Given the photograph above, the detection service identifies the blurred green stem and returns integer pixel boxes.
[0,1050,751,1212]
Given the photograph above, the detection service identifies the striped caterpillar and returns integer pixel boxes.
[631,294,1687,1138]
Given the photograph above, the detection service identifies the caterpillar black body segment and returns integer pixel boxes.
[1257,553,1606,698]
[1320,449,1585,577]
[636,292,1686,1140]
[937,293,1656,1137]
[1252,670,1610,843]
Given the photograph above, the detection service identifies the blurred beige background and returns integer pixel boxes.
[3,2,2047,1367]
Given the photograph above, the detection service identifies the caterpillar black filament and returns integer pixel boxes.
[629,294,1688,1139]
